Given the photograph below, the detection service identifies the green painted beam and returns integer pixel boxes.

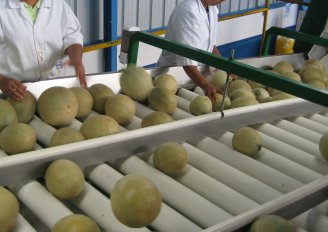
[127,31,328,107]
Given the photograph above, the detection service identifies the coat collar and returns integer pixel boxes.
[8,0,51,8]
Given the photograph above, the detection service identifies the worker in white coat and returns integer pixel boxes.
[0,0,86,101]
[154,0,226,102]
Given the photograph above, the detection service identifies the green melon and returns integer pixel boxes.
[148,86,177,114]
[88,84,114,114]
[104,94,136,125]
[273,61,294,74]
[252,88,271,103]
[45,159,85,200]
[231,96,259,108]
[248,80,266,89]
[319,132,328,161]
[50,127,85,147]
[189,96,212,116]
[209,70,229,89]
[229,89,256,101]
[267,88,285,97]
[120,65,154,102]
[271,93,295,101]
[53,214,100,232]
[153,142,188,175]
[70,87,94,118]
[232,127,263,157]
[298,64,321,77]
[302,68,325,83]
[0,186,19,232]
[111,174,162,228]
[6,90,36,123]
[141,112,174,128]
[308,80,326,90]
[227,79,252,96]
[80,115,120,139]
[37,87,78,126]
[281,71,302,82]
[250,215,296,232]
[0,99,18,132]
[304,59,324,71]
[212,93,231,111]
[0,123,36,155]
[153,73,178,94]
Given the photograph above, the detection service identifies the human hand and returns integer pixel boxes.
[201,82,224,102]
[0,76,26,101]
[66,59,87,88]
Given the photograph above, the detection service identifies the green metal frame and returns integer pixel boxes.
[127,31,328,107]
[263,26,328,56]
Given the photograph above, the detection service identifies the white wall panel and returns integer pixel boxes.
[151,0,165,29]
[138,0,151,30]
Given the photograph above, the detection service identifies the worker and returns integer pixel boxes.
[152,0,226,102]
[0,0,87,101]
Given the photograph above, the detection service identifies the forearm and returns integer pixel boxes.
[183,65,209,89]
[65,44,83,63]
[212,45,221,56]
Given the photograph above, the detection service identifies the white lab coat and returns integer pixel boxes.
[0,0,83,82]
[157,0,219,67]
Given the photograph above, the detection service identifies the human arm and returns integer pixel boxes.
[183,65,223,102]
[65,44,86,88]
[0,74,26,101]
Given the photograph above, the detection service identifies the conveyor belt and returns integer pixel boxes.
[0,67,327,232]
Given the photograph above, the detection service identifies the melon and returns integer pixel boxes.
[304,59,324,71]
[153,142,188,175]
[189,96,212,116]
[6,90,36,123]
[271,93,295,101]
[229,89,255,101]
[227,79,252,96]
[88,84,114,113]
[45,159,85,199]
[120,65,154,102]
[248,80,266,89]
[0,186,19,232]
[37,87,78,126]
[0,99,18,132]
[252,88,271,103]
[104,94,136,125]
[281,71,301,82]
[273,61,294,74]
[267,88,285,97]
[50,127,85,147]
[231,96,259,108]
[209,70,230,89]
[212,93,231,111]
[111,174,162,228]
[298,64,321,76]
[52,214,100,232]
[319,132,328,161]
[141,112,174,128]
[308,80,326,90]
[70,87,93,118]
[0,123,36,155]
[302,68,325,83]
[148,86,177,114]
[249,215,296,232]
[153,73,178,94]
[232,127,263,157]
[80,115,120,139]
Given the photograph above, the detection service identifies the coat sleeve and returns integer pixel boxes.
[61,1,83,51]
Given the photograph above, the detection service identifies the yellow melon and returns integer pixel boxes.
[141,112,174,128]
[250,215,296,232]
[252,88,271,103]
[120,65,154,102]
[80,115,120,139]
[52,214,100,232]
[111,175,162,228]
[45,159,85,200]
[302,68,325,83]
[0,123,36,155]
[0,99,18,132]
[281,71,302,82]
[271,93,295,101]
[319,132,328,161]
[189,96,212,116]
[153,142,188,175]
[209,70,229,89]
[231,96,259,108]
[88,84,114,114]
[248,80,266,89]
[37,87,78,126]
[304,59,324,71]
[0,186,19,232]
[70,87,93,118]
[227,79,252,96]
[212,93,231,111]
[153,73,178,94]
[148,86,177,114]
[232,127,263,157]
[229,89,255,101]
[50,127,85,147]
[273,61,294,74]
[6,90,36,123]
[104,94,136,125]
[308,80,326,90]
